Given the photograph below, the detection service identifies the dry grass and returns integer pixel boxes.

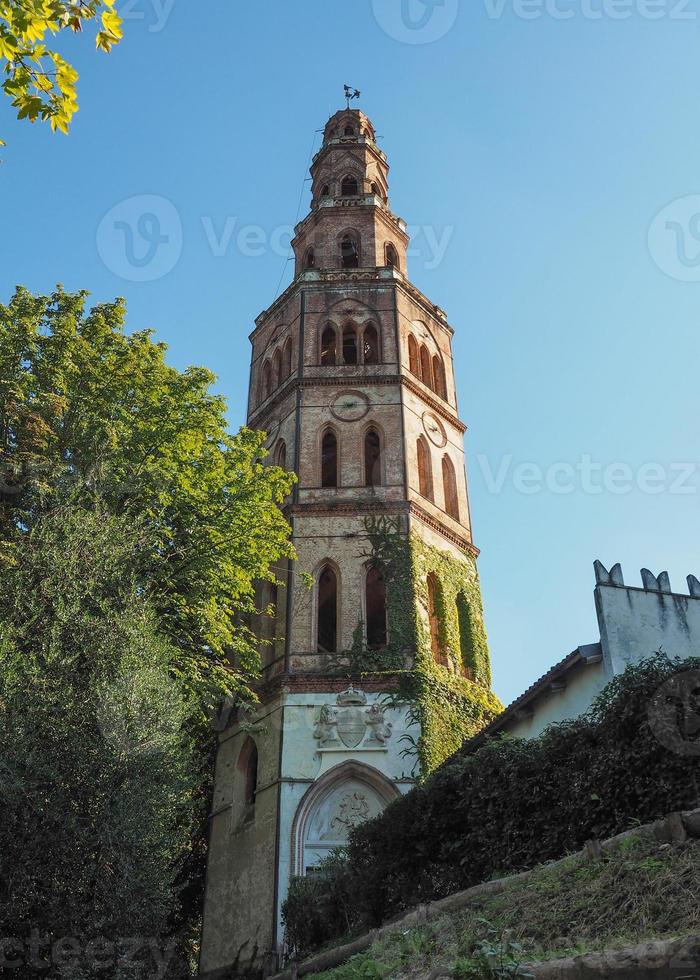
[311,835,700,979]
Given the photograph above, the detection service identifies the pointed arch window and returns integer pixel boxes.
[385,243,399,269]
[417,436,433,502]
[283,338,293,379]
[321,326,337,366]
[342,325,358,365]
[317,564,338,653]
[341,175,358,196]
[419,345,433,389]
[442,454,459,521]
[366,565,387,648]
[427,573,447,667]
[272,349,282,389]
[341,236,359,268]
[262,360,272,401]
[433,355,447,400]
[321,429,338,488]
[238,737,259,807]
[363,324,379,364]
[408,335,419,376]
[321,184,330,197]
[364,427,382,487]
[304,247,316,270]
[456,593,477,680]
[344,126,355,137]
[274,439,286,470]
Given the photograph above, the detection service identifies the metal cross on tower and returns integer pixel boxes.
[344,84,361,108]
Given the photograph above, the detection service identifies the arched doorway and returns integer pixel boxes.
[290,761,401,876]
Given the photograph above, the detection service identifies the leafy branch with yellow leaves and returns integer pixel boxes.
[0,0,122,143]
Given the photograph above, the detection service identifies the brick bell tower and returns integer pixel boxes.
[199,105,498,978]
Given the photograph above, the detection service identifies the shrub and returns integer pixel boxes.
[283,655,700,957]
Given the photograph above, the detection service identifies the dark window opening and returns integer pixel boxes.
[442,455,459,521]
[321,430,338,488]
[363,324,379,364]
[344,126,355,136]
[275,440,286,470]
[317,565,338,653]
[366,565,387,648]
[239,738,258,806]
[321,326,336,366]
[385,243,399,268]
[283,339,293,379]
[342,326,358,365]
[304,247,315,270]
[433,355,447,399]
[420,345,433,389]
[341,237,359,268]
[321,184,330,196]
[408,335,419,376]
[417,437,433,502]
[457,593,477,680]
[427,573,447,667]
[341,176,359,196]
[272,349,282,389]
[262,361,272,400]
[364,428,382,487]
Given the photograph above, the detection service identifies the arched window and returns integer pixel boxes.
[272,349,282,389]
[433,355,447,400]
[419,345,433,390]
[321,184,330,197]
[408,335,419,376]
[283,338,293,379]
[341,175,358,196]
[456,593,477,680]
[341,236,359,268]
[427,573,447,667]
[238,737,258,807]
[262,360,272,400]
[364,427,382,487]
[321,326,337,366]
[363,323,379,364]
[321,429,338,488]
[342,325,357,365]
[274,439,286,470]
[317,564,338,653]
[385,243,399,269]
[366,565,387,648]
[304,247,315,270]
[370,182,379,196]
[442,455,459,521]
[417,436,433,502]
[344,126,355,137]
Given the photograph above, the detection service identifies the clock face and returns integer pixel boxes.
[330,390,370,422]
[422,411,447,448]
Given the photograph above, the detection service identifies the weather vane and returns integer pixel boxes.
[344,84,361,108]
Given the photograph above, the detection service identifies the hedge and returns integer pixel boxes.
[283,655,700,957]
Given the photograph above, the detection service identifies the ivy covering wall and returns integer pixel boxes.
[343,516,502,775]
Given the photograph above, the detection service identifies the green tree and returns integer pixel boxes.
[0,0,122,143]
[0,285,295,712]
[0,506,200,977]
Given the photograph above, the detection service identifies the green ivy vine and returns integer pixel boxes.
[339,516,503,776]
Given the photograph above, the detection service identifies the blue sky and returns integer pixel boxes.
[2,0,699,706]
